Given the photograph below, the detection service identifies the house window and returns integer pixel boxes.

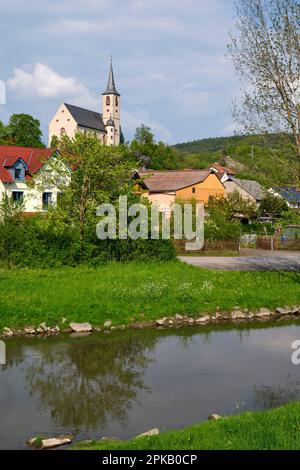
[12,191,23,202]
[192,187,196,194]
[42,192,52,208]
[14,168,22,180]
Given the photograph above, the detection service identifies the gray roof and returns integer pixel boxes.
[231,177,266,201]
[64,103,106,132]
[102,59,120,96]
[106,117,115,127]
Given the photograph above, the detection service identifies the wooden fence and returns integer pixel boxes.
[257,236,300,251]
[174,239,240,255]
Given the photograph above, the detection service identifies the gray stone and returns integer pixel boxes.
[208,414,222,421]
[276,307,291,315]
[70,322,92,333]
[38,322,49,332]
[175,314,184,321]
[231,311,247,320]
[104,320,112,328]
[51,325,60,333]
[24,326,36,335]
[3,327,13,337]
[291,306,300,315]
[255,308,272,318]
[156,318,167,326]
[136,428,159,438]
[195,316,209,324]
[28,436,73,449]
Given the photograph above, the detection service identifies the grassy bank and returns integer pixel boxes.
[0,260,299,330]
[73,402,300,450]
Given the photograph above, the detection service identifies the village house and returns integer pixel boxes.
[134,169,225,215]
[270,187,300,209]
[0,146,70,214]
[209,164,236,183]
[48,59,121,147]
[223,176,266,205]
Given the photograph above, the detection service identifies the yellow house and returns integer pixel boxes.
[135,169,225,215]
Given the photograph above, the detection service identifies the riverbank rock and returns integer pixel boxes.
[195,316,209,324]
[24,326,36,335]
[70,322,92,333]
[156,318,167,326]
[38,322,50,333]
[104,320,112,329]
[3,327,14,337]
[28,435,73,449]
[276,307,292,315]
[255,308,272,318]
[208,414,222,421]
[136,428,160,438]
[231,311,247,320]
[175,314,184,321]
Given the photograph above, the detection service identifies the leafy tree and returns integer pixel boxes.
[207,191,258,221]
[1,114,45,148]
[259,193,289,218]
[0,120,13,145]
[131,124,179,170]
[52,133,138,239]
[228,0,300,183]
[50,135,60,149]
[119,128,125,145]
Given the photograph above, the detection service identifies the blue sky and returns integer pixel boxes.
[0,0,239,145]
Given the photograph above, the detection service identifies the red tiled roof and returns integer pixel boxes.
[210,164,236,175]
[0,146,54,183]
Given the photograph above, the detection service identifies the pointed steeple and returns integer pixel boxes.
[102,56,120,96]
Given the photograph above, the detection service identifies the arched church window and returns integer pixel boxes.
[60,127,66,136]
[106,96,110,106]
[115,96,118,106]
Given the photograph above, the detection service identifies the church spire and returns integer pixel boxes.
[103,56,120,96]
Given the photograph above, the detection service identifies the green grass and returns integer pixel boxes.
[72,401,300,450]
[0,260,299,330]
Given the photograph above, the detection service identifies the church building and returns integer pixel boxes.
[48,59,121,147]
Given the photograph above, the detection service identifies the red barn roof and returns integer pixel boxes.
[0,146,54,183]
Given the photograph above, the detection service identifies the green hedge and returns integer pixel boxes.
[0,217,176,267]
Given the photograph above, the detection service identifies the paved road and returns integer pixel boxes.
[179,250,300,272]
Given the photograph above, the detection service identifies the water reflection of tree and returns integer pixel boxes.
[24,333,157,434]
[254,375,300,409]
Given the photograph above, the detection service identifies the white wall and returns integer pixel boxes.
[0,157,71,213]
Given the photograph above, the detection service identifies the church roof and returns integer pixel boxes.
[102,59,120,96]
[64,103,106,132]
[106,116,115,127]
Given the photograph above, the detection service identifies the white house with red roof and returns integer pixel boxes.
[0,146,70,214]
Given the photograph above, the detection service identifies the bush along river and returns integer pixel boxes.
[1,320,300,449]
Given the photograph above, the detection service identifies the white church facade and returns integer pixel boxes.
[48,59,121,147]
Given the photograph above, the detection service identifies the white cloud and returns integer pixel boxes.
[7,63,94,102]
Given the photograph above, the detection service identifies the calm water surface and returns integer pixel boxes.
[1,321,300,449]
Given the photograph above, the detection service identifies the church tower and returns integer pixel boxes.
[102,58,121,146]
